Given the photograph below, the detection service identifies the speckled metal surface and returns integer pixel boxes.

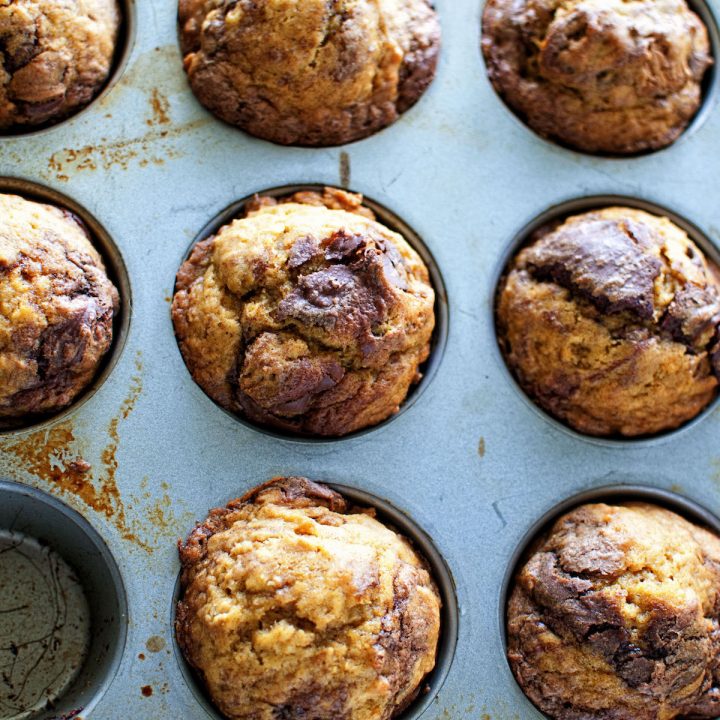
[0,0,720,718]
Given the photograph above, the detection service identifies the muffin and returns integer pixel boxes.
[172,187,435,437]
[0,0,121,131]
[507,502,720,719]
[0,193,119,423]
[176,476,441,720]
[482,0,713,154]
[496,207,720,437]
[177,0,441,146]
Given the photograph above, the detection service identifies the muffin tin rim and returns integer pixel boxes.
[496,482,720,719]
[489,192,720,448]
[170,183,450,445]
[169,479,460,720]
[0,176,133,437]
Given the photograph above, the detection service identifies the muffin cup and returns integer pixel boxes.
[0,479,128,719]
[171,482,459,720]
[0,0,137,138]
[0,177,132,436]
[492,193,720,447]
[499,483,720,719]
[172,184,449,444]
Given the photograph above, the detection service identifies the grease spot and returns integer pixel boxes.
[478,437,486,458]
[146,636,166,653]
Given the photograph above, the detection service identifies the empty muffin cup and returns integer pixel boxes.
[0,479,127,719]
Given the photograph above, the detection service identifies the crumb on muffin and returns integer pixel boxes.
[507,502,720,719]
[172,187,436,437]
[482,0,712,154]
[178,0,441,146]
[496,206,720,437]
[0,193,119,423]
[176,476,441,720]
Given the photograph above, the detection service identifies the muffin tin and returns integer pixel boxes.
[0,0,719,717]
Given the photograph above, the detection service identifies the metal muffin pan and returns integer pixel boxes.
[0,0,720,717]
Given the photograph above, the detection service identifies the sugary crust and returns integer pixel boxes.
[497,207,720,437]
[0,193,119,422]
[176,476,441,720]
[0,0,121,130]
[177,0,441,146]
[172,187,435,437]
[482,0,712,154]
[507,502,720,719]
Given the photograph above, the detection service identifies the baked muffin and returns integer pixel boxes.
[176,476,441,720]
[507,502,720,719]
[482,0,713,154]
[496,207,720,437]
[178,0,441,146]
[0,0,121,131]
[172,187,435,437]
[0,193,119,423]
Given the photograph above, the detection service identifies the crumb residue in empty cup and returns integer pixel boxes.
[0,530,90,720]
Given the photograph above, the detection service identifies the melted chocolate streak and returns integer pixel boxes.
[0,537,71,715]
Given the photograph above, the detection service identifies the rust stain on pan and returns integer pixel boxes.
[147,89,171,126]
[45,118,211,180]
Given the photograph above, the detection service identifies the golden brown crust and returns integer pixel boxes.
[176,476,441,720]
[507,502,720,719]
[0,0,121,130]
[496,207,720,437]
[177,0,441,146]
[172,187,435,437]
[0,193,119,423]
[482,0,712,154]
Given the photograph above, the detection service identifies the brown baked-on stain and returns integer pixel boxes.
[146,635,166,653]
[44,118,210,181]
[478,437,486,458]
[2,353,151,552]
[339,151,351,188]
[147,89,171,126]
[141,685,153,697]
[138,653,146,660]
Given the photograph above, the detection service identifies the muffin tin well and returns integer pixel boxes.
[0,480,127,719]
[171,484,458,720]
[0,177,131,436]
[0,0,719,717]
[491,194,720,447]
[0,0,137,139]
[499,484,720,718]
[172,184,449,443]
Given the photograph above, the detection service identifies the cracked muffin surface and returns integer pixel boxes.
[0,0,121,131]
[482,0,712,154]
[172,187,435,437]
[178,0,441,146]
[0,193,119,423]
[176,476,442,720]
[496,207,720,437]
[507,502,720,719]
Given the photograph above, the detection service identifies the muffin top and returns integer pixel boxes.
[172,188,435,437]
[497,207,720,437]
[0,0,121,131]
[178,0,441,146]
[176,476,441,720]
[0,193,119,423]
[482,0,712,154]
[507,502,720,719]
